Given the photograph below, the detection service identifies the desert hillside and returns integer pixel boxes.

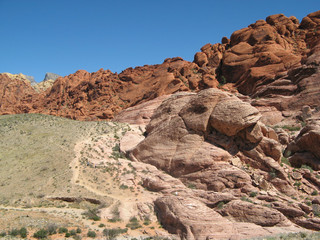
[0,10,320,240]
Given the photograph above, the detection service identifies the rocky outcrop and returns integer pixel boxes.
[131,89,288,192]
[125,88,320,238]
[2,72,36,85]
[193,11,320,126]
[0,74,38,115]
[286,120,320,170]
[0,58,219,120]
[43,72,61,82]
[154,196,297,240]
[218,200,290,227]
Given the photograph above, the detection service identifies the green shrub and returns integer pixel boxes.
[301,164,313,173]
[219,75,226,85]
[119,184,128,190]
[65,232,71,237]
[126,217,142,230]
[83,208,101,221]
[19,227,28,238]
[241,196,253,203]
[103,228,127,239]
[281,125,301,131]
[70,229,77,236]
[249,192,258,198]
[87,230,96,238]
[281,157,291,166]
[9,228,20,236]
[294,181,302,187]
[98,223,105,228]
[76,228,82,233]
[33,229,48,239]
[59,227,68,233]
[188,183,196,189]
[312,190,318,196]
[0,231,6,237]
[269,169,277,179]
[217,201,225,209]
[143,217,151,226]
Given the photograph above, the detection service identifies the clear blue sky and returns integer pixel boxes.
[0,0,318,82]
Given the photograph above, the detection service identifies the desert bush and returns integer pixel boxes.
[19,227,28,238]
[83,208,101,221]
[9,228,19,236]
[143,217,151,226]
[33,229,48,239]
[119,184,128,190]
[301,164,313,173]
[103,228,127,240]
[249,192,258,197]
[87,230,96,238]
[269,169,277,179]
[217,201,225,209]
[58,227,68,233]
[126,216,142,230]
[281,157,291,166]
[241,196,253,203]
[47,224,57,235]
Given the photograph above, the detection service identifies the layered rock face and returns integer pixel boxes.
[128,89,320,239]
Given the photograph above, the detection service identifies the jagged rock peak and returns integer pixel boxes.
[43,72,61,82]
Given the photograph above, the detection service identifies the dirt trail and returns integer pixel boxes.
[70,134,119,198]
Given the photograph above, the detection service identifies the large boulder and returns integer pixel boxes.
[286,120,320,170]
[131,88,286,194]
[154,196,294,240]
[219,200,290,227]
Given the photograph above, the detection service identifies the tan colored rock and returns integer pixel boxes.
[288,121,320,158]
[155,196,296,240]
[219,200,290,227]
[114,95,170,125]
[179,88,230,133]
[271,202,305,218]
[120,130,145,154]
[210,99,261,136]
[291,172,302,180]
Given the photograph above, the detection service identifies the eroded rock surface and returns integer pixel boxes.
[128,88,319,239]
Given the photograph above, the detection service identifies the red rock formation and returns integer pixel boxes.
[0,74,38,115]
[0,11,319,124]
[0,58,219,120]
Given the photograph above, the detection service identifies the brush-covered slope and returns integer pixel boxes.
[0,113,178,238]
